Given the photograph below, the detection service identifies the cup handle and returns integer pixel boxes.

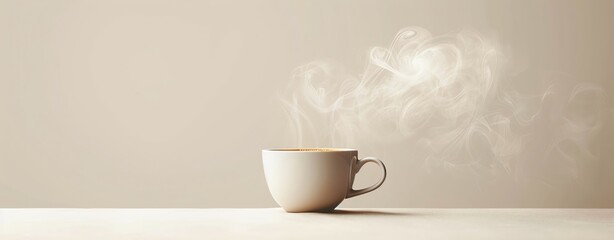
[346,157,387,198]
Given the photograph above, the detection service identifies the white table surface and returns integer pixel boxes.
[1,208,613,240]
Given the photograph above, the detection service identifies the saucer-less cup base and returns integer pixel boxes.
[262,148,386,213]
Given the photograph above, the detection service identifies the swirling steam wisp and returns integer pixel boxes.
[280,27,603,176]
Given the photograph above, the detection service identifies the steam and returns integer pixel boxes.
[280,27,604,175]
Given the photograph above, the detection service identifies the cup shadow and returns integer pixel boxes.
[330,209,414,216]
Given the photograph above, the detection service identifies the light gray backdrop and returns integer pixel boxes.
[1,0,613,207]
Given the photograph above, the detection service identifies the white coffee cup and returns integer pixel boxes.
[262,148,386,212]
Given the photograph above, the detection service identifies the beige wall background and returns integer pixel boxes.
[1,0,613,207]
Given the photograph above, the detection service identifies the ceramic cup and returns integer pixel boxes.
[262,148,386,213]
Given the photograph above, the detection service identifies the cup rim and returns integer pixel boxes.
[262,148,357,152]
